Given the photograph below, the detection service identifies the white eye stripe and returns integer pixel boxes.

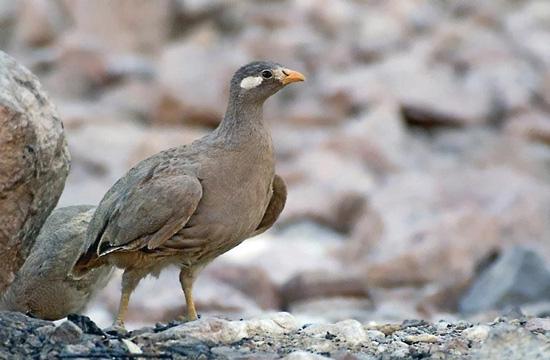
[240,76,263,89]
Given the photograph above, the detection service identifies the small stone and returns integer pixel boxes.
[463,325,491,342]
[403,334,438,344]
[391,341,410,358]
[366,330,385,341]
[284,350,332,359]
[49,321,83,344]
[244,312,300,335]
[377,324,401,336]
[35,325,55,338]
[121,339,142,354]
[303,320,367,346]
[62,344,92,355]
[525,318,550,332]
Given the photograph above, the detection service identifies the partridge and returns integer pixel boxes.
[1,205,113,320]
[73,61,304,328]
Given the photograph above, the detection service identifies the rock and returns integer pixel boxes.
[0,0,16,49]
[279,149,374,232]
[49,321,83,344]
[0,50,70,295]
[63,0,172,54]
[355,8,406,59]
[506,111,550,146]
[366,329,385,341]
[67,314,108,337]
[459,246,550,314]
[42,42,110,98]
[303,320,367,347]
[281,270,369,307]
[218,222,345,287]
[244,312,300,334]
[524,318,550,332]
[284,351,332,360]
[505,1,550,68]
[432,19,537,115]
[322,48,495,128]
[153,35,247,127]
[96,78,159,123]
[345,165,550,314]
[376,323,402,336]
[0,312,54,358]
[173,0,231,18]
[0,206,113,320]
[364,196,499,288]
[13,0,69,47]
[520,301,550,318]
[471,322,550,360]
[320,102,407,179]
[403,334,438,344]
[463,325,492,342]
[121,339,143,354]
[140,312,299,345]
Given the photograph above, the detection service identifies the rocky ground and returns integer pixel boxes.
[1,311,549,360]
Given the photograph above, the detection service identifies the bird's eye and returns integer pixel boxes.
[261,70,273,79]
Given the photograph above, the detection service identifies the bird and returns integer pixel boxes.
[1,205,113,320]
[72,61,304,328]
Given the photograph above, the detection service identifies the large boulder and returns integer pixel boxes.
[0,50,70,294]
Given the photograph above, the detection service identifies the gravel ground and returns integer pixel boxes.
[1,311,548,359]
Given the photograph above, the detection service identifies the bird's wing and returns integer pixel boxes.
[92,173,203,255]
[251,174,287,237]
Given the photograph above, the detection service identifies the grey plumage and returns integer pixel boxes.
[1,206,113,320]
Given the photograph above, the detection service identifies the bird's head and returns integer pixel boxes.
[229,61,305,103]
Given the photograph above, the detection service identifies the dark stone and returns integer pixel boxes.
[460,246,550,313]
[67,314,107,337]
[49,320,83,344]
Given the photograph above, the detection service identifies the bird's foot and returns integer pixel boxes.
[104,321,128,336]
[176,313,200,323]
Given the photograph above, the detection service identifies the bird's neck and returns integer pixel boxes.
[214,99,271,149]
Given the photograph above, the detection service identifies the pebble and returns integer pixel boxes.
[49,321,83,344]
[377,324,402,336]
[391,341,410,358]
[366,330,386,341]
[403,334,438,344]
[62,344,92,355]
[284,351,332,360]
[463,325,491,342]
[525,318,550,332]
[121,339,142,354]
[303,319,367,346]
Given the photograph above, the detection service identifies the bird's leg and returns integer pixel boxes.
[113,270,141,329]
[179,268,197,321]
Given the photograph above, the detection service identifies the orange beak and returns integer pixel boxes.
[281,69,306,85]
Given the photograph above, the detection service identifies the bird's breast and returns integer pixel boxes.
[181,148,274,250]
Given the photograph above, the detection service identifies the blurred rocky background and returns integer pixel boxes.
[2,0,549,329]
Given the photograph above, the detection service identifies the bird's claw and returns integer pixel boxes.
[176,314,200,323]
[104,322,128,336]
